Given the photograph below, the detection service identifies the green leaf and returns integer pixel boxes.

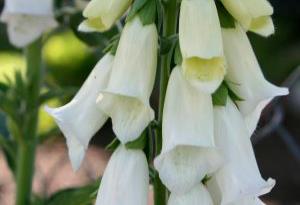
[46,180,100,205]
[160,34,178,55]
[212,83,228,106]
[105,138,120,152]
[0,134,17,176]
[127,0,148,22]
[138,0,157,25]
[216,1,235,28]
[126,131,147,150]
[174,41,182,65]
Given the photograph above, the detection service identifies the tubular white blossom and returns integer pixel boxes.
[154,67,222,194]
[179,0,225,94]
[0,0,57,47]
[220,0,275,36]
[45,54,114,170]
[222,25,289,134]
[78,0,132,32]
[95,145,149,205]
[207,99,275,205]
[97,17,157,144]
[168,183,214,205]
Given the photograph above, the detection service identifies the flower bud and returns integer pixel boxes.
[79,0,132,32]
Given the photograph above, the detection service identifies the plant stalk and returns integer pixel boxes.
[154,1,179,205]
[16,38,42,205]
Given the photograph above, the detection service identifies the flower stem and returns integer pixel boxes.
[16,38,42,205]
[154,1,179,205]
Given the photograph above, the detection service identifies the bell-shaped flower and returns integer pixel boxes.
[78,0,132,32]
[220,0,274,37]
[95,145,149,205]
[206,99,275,205]
[97,17,157,143]
[154,67,222,194]
[0,0,57,47]
[168,183,213,205]
[45,54,114,170]
[222,25,288,134]
[179,0,226,94]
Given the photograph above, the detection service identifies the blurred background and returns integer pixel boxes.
[0,0,300,204]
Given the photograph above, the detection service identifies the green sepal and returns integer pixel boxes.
[102,34,120,55]
[125,131,147,150]
[224,82,245,102]
[160,34,178,55]
[202,174,212,185]
[126,0,148,22]
[215,1,235,29]
[138,0,157,25]
[105,137,120,152]
[212,83,228,106]
[174,41,182,65]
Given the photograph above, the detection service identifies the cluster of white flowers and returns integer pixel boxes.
[154,0,288,205]
[0,0,289,204]
[0,0,57,47]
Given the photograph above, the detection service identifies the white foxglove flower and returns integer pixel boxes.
[168,183,213,205]
[95,145,149,205]
[207,99,275,205]
[79,0,132,32]
[220,0,274,37]
[45,54,114,170]
[154,67,222,194]
[0,0,57,47]
[179,0,225,94]
[222,25,288,134]
[97,17,157,143]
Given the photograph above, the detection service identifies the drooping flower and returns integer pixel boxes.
[207,99,275,205]
[220,0,274,37]
[154,67,222,194]
[78,0,132,32]
[222,24,288,134]
[97,17,158,143]
[179,0,226,94]
[0,0,57,47]
[45,54,114,170]
[168,183,213,205]
[95,145,149,205]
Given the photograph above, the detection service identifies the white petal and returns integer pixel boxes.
[222,25,289,134]
[95,145,149,205]
[1,13,57,48]
[2,0,54,15]
[221,0,275,36]
[231,197,265,205]
[79,0,132,32]
[179,0,225,94]
[154,67,222,194]
[97,17,157,143]
[207,99,275,205]
[168,183,213,205]
[45,54,114,170]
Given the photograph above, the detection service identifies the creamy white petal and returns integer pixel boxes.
[2,0,54,15]
[1,13,57,47]
[222,25,289,134]
[179,0,225,94]
[154,67,222,194]
[95,145,149,205]
[45,54,114,170]
[79,0,132,32]
[221,0,275,36]
[168,183,213,205]
[207,99,275,205]
[97,17,157,143]
[231,197,266,205]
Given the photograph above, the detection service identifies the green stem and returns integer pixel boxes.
[154,1,179,205]
[16,38,42,205]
